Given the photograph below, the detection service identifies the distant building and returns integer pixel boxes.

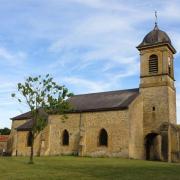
[0,135,9,155]
[8,22,180,162]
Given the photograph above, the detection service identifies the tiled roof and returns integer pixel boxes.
[16,119,33,131]
[11,108,46,120]
[68,88,139,112]
[11,111,32,120]
[0,135,9,142]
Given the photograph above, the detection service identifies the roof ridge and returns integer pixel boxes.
[72,88,139,97]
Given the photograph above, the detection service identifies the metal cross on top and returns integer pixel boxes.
[154,11,158,29]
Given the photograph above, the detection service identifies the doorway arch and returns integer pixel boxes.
[145,133,161,160]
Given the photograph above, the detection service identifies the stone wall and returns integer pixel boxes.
[15,125,50,156]
[11,109,134,158]
[168,87,177,124]
[140,84,176,133]
[7,119,30,155]
[129,95,144,159]
[48,114,80,155]
[48,109,130,157]
[169,125,180,162]
[40,125,50,156]
[83,110,129,157]
[141,86,170,135]
[16,131,31,156]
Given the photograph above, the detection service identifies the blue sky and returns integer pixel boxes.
[1,0,180,128]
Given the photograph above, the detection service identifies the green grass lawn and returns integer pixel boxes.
[0,156,180,180]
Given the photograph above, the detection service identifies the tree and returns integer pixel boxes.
[12,74,73,163]
[0,128,11,135]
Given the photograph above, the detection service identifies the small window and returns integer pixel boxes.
[62,130,69,146]
[169,66,171,75]
[152,106,156,111]
[149,55,158,74]
[27,131,33,147]
[168,57,171,76]
[99,129,108,146]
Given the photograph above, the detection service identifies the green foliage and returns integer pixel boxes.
[12,74,73,135]
[0,127,11,135]
[11,74,73,163]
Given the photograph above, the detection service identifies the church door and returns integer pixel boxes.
[145,133,161,160]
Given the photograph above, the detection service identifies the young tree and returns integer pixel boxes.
[12,74,73,163]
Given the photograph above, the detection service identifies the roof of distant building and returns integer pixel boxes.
[0,135,9,142]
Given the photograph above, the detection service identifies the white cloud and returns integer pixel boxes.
[0,47,27,66]
[48,13,139,71]
[0,82,14,92]
[63,76,111,93]
[160,1,180,20]
[67,0,104,8]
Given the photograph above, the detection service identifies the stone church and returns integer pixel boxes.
[8,22,180,162]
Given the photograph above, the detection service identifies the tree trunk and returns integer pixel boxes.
[29,137,34,164]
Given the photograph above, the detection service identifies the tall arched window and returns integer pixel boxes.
[99,129,108,146]
[27,131,33,147]
[149,54,158,74]
[62,130,69,146]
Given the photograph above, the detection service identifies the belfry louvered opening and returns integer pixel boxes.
[149,55,158,74]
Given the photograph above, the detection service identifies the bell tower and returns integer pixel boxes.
[137,22,177,134]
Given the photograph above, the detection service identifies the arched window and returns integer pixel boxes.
[99,129,108,146]
[149,54,158,74]
[62,130,69,146]
[27,131,33,147]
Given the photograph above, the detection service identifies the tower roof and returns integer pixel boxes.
[137,24,176,54]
